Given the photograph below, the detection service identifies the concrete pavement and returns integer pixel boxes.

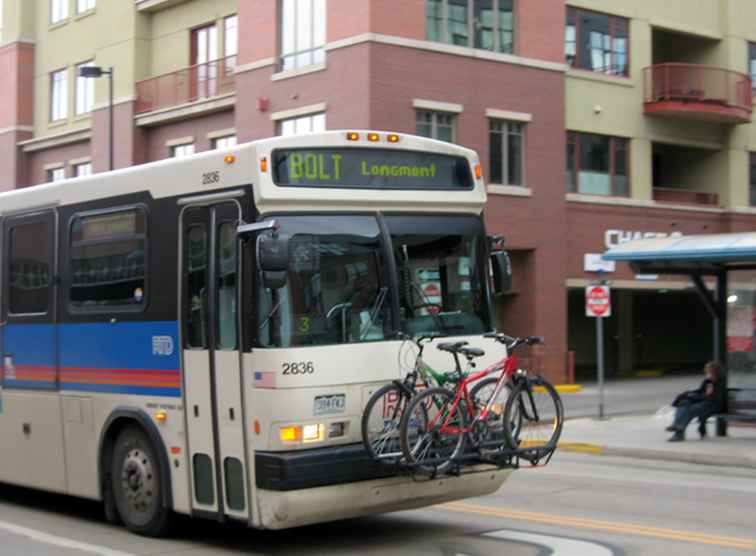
[557,411,756,469]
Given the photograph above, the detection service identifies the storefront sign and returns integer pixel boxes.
[584,253,616,273]
[604,229,683,250]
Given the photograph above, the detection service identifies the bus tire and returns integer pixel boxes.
[110,426,172,537]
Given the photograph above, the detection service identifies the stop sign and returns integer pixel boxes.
[586,285,611,318]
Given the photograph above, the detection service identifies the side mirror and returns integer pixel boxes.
[490,251,512,296]
[257,231,290,289]
[257,231,290,272]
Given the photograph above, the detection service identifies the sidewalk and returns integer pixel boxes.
[557,412,756,469]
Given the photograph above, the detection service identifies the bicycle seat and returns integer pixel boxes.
[459,346,485,359]
[437,341,468,353]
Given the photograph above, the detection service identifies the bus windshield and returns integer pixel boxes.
[387,215,490,337]
[256,215,491,348]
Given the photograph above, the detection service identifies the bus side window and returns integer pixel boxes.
[186,224,208,348]
[216,222,237,350]
[8,221,50,315]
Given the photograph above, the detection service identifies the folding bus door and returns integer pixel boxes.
[181,200,248,521]
[0,210,66,491]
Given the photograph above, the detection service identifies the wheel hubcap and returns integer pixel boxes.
[121,449,155,514]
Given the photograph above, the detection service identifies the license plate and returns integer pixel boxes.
[314,394,345,416]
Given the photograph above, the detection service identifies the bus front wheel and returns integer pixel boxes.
[111,426,172,537]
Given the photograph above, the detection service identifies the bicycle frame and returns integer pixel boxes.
[430,351,520,435]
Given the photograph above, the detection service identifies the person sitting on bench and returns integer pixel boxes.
[667,361,726,442]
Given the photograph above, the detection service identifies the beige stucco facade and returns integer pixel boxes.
[566,0,756,209]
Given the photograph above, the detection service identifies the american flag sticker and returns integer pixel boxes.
[254,371,277,389]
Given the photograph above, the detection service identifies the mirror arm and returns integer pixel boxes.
[237,220,277,237]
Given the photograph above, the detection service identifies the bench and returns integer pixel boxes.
[705,388,756,435]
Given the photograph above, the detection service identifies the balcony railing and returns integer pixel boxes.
[652,187,719,207]
[135,56,236,114]
[643,63,753,124]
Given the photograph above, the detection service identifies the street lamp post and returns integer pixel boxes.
[79,65,114,171]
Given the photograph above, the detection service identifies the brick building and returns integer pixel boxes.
[1,0,755,381]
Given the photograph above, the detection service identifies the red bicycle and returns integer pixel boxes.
[399,333,564,474]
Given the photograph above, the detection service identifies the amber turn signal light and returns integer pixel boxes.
[260,157,268,172]
[346,132,360,141]
[367,133,380,142]
[387,134,400,143]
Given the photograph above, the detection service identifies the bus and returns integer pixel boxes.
[0,130,514,535]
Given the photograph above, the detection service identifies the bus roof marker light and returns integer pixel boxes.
[475,164,482,180]
[367,133,380,142]
[224,154,236,165]
[346,132,360,141]
[260,157,268,173]
[387,134,400,143]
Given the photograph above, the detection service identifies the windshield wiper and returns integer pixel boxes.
[359,286,388,340]
[259,298,283,330]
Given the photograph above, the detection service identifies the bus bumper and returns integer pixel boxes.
[254,466,512,529]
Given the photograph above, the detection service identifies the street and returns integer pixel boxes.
[1,447,754,555]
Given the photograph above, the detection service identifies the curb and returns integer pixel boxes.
[557,441,756,469]
[554,384,583,394]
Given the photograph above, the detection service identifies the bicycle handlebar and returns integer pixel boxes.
[484,332,544,351]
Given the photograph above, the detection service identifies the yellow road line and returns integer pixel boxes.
[557,442,606,455]
[553,384,583,393]
[438,501,756,551]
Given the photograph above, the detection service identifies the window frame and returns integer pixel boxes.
[566,131,630,197]
[278,0,326,71]
[170,143,196,158]
[50,67,68,122]
[277,113,326,136]
[66,204,150,315]
[51,0,69,24]
[426,0,515,54]
[749,42,756,97]
[415,110,456,143]
[750,152,756,207]
[76,0,95,14]
[47,167,66,182]
[6,217,53,318]
[73,161,93,177]
[212,135,237,150]
[488,118,525,186]
[75,60,95,116]
[566,6,630,77]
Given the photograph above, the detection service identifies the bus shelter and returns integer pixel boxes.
[604,232,756,434]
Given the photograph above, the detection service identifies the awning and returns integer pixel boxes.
[603,232,756,275]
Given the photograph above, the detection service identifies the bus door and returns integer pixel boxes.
[181,200,248,520]
[0,210,66,490]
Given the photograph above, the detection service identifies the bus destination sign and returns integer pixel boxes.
[272,148,473,190]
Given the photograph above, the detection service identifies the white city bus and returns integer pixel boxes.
[0,131,513,535]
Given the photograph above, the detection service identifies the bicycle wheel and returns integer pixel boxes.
[470,377,517,451]
[362,382,410,465]
[503,376,563,451]
[400,387,466,475]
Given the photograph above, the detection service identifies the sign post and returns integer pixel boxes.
[586,284,611,419]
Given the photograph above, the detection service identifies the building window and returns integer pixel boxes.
[75,61,95,115]
[749,43,756,97]
[50,68,68,121]
[213,136,237,149]
[224,14,238,75]
[69,208,147,311]
[750,153,756,206]
[74,162,92,177]
[566,7,629,77]
[47,167,65,182]
[77,0,95,13]
[280,0,326,71]
[566,131,629,197]
[416,110,455,142]
[171,144,195,158]
[278,113,326,136]
[51,0,68,23]
[427,0,514,54]
[489,120,524,185]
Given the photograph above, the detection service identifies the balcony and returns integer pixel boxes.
[652,187,719,207]
[135,0,192,12]
[135,56,236,115]
[644,63,753,125]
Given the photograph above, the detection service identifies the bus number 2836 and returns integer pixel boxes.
[282,362,315,375]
